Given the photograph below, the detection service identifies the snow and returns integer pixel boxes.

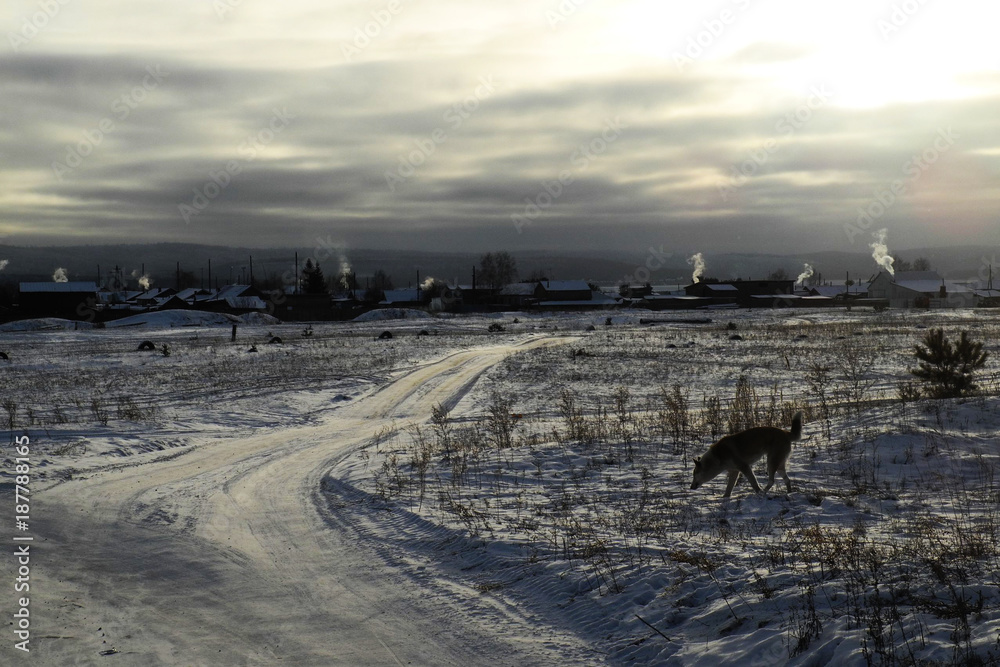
[353,307,434,322]
[0,317,96,332]
[5,307,1000,664]
[104,309,240,328]
[239,311,282,325]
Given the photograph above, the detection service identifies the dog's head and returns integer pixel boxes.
[690,456,704,490]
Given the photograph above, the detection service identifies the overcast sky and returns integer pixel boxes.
[2,1,999,258]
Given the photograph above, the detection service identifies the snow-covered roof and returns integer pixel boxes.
[224,296,267,310]
[134,288,173,300]
[705,283,738,291]
[809,285,849,297]
[894,280,972,294]
[176,288,216,301]
[499,283,537,296]
[540,280,591,292]
[381,288,421,303]
[214,284,253,300]
[20,281,98,293]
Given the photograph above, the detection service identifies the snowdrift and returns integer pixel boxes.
[0,317,95,332]
[353,308,433,322]
[105,310,240,328]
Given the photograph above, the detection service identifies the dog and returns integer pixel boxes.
[690,412,802,497]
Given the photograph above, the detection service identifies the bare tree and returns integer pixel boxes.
[479,251,518,289]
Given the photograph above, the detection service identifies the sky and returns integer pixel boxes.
[2,0,999,259]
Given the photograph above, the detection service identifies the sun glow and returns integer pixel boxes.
[607,0,1000,108]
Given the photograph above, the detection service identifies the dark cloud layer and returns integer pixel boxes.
[2,3,999,258]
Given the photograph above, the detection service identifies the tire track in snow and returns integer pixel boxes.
[28,335,584,665]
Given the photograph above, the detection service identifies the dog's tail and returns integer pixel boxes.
[790,411,803,441]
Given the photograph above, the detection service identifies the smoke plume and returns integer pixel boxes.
[870,228,895,275]
[338,253,352,289]
[131,269,153,290]
[420,276,438,292]
[796,263,814,286]
[687,253,705,283]
[52,267,68,282]
[0,260,8,271]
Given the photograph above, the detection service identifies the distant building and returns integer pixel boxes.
[683,279,796,307]
[684,282,739,304]
[380,288,423,307]
[498,282,539,308]
[868,271,975,308]
[538,280,592,302]
[18,282,98,319]
[619,284,653,299]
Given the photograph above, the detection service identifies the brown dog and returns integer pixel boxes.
[690,412,802,497]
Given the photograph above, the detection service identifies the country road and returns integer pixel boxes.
[16,335,593,665]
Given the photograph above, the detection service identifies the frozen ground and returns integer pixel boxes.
[2,308,1000,664]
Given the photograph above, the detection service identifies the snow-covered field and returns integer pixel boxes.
[3,308,1000,664]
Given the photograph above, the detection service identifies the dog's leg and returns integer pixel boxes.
[737,462,763,493]
[723,470,740,497]
[763,460,778,492]
[780,468,792,493]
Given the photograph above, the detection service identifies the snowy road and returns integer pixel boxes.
[25,336,591,665]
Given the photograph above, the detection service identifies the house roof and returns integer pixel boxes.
[894,280,972,294]
[540,280,591,292]
[134,288,174,300]
[176,288,216,301]
[214,284,254,300]
[381,288,421,303]
[809,285,850,297]
[705,283,739,291]
[20,281,98,293]
[499,283,537,296]
[224,296,267,310]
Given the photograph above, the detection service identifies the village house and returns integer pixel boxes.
[18,281,98,319]
[868,271,976,308]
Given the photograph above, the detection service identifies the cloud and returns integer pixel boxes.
[1,3,999,258]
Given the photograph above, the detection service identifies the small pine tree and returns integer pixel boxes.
[910,329,988,398]
[302,259,326,295]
